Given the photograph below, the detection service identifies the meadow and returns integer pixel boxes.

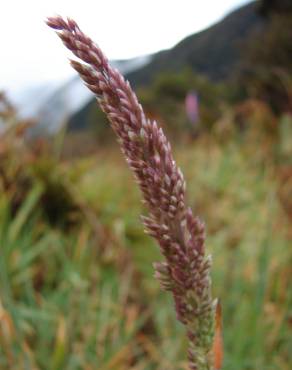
[0,101,291,369]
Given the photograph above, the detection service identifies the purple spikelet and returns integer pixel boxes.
[47,16,217,370]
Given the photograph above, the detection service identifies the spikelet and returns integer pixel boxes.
[47,16,218,369]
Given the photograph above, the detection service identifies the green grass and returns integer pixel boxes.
[0,136,291,369]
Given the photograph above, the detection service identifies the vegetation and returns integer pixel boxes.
[0,76,292,370]
[239,3,292,114]
[0,1,292,368]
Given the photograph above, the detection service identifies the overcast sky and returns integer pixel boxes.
[0,0,251,94]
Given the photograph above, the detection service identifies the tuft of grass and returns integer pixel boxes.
[0,134,291,369]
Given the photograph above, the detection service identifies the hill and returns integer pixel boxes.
[69,1,262,131]
[127,1,261,85]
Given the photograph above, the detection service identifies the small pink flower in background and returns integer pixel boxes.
[185,91,200,125]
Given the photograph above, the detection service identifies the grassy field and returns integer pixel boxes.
[0,128,291,369]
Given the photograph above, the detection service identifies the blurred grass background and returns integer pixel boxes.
[0,94,291,369]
